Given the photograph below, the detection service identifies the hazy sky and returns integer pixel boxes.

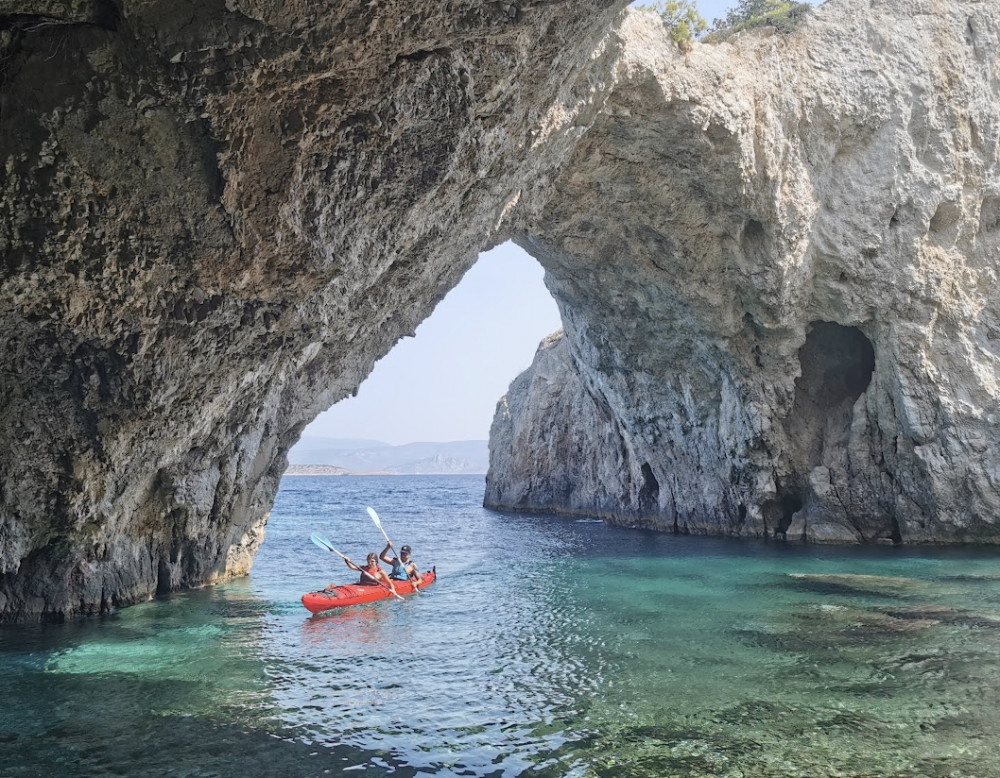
[304,242,562,444]
[302,0,821,445]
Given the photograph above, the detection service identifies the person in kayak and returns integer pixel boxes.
[341,552,397,593]
[380,541,424,588]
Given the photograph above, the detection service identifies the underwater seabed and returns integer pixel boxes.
[566,563,1000,777]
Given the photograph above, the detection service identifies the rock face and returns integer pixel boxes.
[0,0,622,621]
[2,0,998,621]
[487,1,1000,543]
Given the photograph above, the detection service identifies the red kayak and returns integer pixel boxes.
[301,570,436,614]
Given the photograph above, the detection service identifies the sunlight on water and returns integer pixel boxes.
[48,624,227,677]
[3,475,1000,776]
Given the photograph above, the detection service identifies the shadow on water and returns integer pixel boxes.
[0,674,417,777]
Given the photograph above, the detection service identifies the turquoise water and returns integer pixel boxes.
[2,475,1000,777]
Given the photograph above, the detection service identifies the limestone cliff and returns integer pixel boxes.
[0,0,622,621]
[487,0,1000,543]
[3,0,998,622]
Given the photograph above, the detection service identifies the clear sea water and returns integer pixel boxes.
[3,475,1000,777]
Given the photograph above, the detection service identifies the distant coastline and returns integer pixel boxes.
[284,465,485,476]
[284,464,351,476]
[285,437,488,476]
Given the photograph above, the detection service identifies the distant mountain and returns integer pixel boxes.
[286,437,489,475]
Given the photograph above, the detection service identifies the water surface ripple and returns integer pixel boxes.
[3,475,1000,776]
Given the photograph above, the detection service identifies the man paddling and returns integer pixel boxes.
[380,541,424,589]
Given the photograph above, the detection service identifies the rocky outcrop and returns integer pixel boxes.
[3,0,998,621]
[487,332,656,520]
[487,0,1000,543]
[0,0,623,621]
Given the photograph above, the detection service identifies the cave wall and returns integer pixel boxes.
[487,0,1000,543]
[0,0,623,621]
[3,0,999,621]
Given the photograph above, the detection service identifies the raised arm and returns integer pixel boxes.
[379,541,395,564]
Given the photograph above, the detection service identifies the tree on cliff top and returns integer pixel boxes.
[638,1,812,49]
[705,0,813,40]
[636,1,707,53]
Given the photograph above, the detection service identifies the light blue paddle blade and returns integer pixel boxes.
[367,506,393,545]
[310,533,334,552]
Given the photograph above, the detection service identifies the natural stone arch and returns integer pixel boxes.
[3,0,1000,624]
[0,0,623,622]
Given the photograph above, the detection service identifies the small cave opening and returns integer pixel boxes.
[779,321,876,529]
[784,321,875,467]
[156,556,173,596]
[638,462,659,514]
[775,491,803,536]
[795,321,875,412]
[741,218,770,268]
[762,479,803,538]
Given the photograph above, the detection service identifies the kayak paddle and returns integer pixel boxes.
[366,506,422,593]
[310,533,404,600]
[366,506,391,544]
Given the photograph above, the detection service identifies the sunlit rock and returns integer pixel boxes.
[488,0,1000,544]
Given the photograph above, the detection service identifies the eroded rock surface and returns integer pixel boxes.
[3,0,999,621]
[487,0,1000,543]
[0,0,622,621]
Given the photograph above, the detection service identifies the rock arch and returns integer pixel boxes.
[0,0,622,621]
[3,0,1000,622]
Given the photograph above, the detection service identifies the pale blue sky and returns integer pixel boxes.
[302,0,821,445]
[304,241,562,444]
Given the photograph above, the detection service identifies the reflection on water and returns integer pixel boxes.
[2,475,1000,776]
[302,603,393,649]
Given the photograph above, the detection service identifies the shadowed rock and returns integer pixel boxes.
[0,0,622,621]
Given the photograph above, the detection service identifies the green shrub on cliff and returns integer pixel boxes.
[704,0,813,41]
[636,1,707,52]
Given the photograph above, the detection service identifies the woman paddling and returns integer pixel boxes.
[337,552,397,594]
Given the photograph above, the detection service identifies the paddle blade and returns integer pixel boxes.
[366,506,383,531]
[311,533,334,552]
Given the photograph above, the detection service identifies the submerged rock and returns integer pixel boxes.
[786,574,930,597]
[488,0,1000,544]
[881,603,1000,631]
